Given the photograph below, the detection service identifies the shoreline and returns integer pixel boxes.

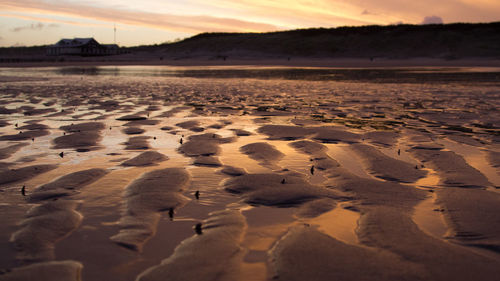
[1,57,500,68]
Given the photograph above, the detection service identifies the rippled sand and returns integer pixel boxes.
[0,66,499,281]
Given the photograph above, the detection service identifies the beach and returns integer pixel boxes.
[0,65,499,281]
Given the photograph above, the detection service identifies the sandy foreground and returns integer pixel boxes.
[0,66,499,281]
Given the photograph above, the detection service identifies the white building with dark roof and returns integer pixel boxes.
[46,38,119,56]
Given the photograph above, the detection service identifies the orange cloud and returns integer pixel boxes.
[0,13,114,28]
[204,0,399,27]
[0,0,279,33]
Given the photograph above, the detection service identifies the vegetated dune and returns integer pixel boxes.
[3,22,500,62]
[155,22,500,59]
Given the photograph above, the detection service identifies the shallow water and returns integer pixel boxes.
[0,66,499,281]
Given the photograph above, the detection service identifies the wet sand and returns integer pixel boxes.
[0,65,499,281]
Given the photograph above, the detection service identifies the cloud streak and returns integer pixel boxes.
[9,22,59,32]
[0,0,279,33]
[0,13,113,28]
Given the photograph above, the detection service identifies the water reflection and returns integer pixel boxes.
[3,65,500,83]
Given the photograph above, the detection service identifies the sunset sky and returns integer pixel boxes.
[1,0,500,47]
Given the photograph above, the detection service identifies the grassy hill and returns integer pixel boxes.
[2,22,500,61]
[152,22,500,59]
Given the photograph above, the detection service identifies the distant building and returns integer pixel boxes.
[46,38,120,56]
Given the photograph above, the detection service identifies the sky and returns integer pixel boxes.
[1,0,499,47]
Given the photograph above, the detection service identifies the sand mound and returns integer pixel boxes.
[288,140,339,170]
[410,147,491,188]
[10,200,82,261]
[53,122,105,150]
[116,114,147,121]
[0,130,50,141]
[122,127,145,135]
[487,151,500,168]
[295,198,337,218]
[220,166,246,176]
[175,120,204,132]
[270,225,424,281]
[312,127,361,143]
[240,142,284,164]
[335,177,425,209]
[314,156,341,170]
[0,260,82,281]
[362,131,400,147]
[23,108,57,116]
[0,143,28,160]
[0,164,58,186]
[179,133,234,157]
[224,172,338,206]
[111,168,190,251]
[59,122,105,132]
[232,129,253,136]
[193,156,222,167]
[257,125,313,140]
[289,140,327,155]
[136,210,246,281]
[180,140,219,156]
[156,106,190,118]
[17,123,49,131]
[0,106,19,114]
[351,143,427,183]
[121,151,168,166]
[437,188,500,251]
[357,207,500,281]
[123,119,161,127]
[27,168,108,202]
[0,120,10,127]
[123,136,151,150]
[52,133,101,150]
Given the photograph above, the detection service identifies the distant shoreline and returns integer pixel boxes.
[1,57,500,68]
